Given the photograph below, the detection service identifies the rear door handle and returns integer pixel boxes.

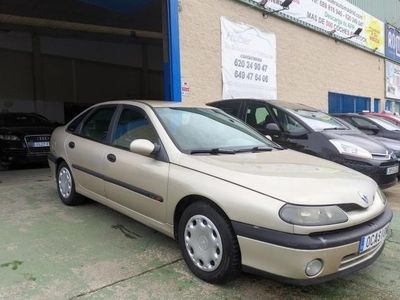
[68,142,75,149]
[107,154,117,163]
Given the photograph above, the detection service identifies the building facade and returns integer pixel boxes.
[179,0,388,113]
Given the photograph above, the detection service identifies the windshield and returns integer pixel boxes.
[155,107,280,153]
[0,114,51,127]
[368,117,400,131]
[291,109,347,131]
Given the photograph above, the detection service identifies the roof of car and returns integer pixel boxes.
[96,100,210,108]
[209,99,318,111]
[332,113,361,116]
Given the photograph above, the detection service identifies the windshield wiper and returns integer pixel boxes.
[236,146,273,153]
[323,127,346,131]
[190,148,236,155]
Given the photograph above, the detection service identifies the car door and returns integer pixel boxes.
[103,105,169,222]
[65,105,117,197]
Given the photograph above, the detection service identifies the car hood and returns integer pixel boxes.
[0,126,54,137]
[321,130,388,154]
[177,149,377,207]
[370,136,400,151]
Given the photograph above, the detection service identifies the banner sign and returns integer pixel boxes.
[386,60,400,100]
[386,24,400,63]
[253,0,385,54]
[221,17,277,99]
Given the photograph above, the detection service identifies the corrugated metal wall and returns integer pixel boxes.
[348,0,400,27]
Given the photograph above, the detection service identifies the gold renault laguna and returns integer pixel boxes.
[48,100,392,285]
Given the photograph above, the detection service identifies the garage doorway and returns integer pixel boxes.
[0,0,181,124]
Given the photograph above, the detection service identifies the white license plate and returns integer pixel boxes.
[33,142,49,147]
[386,165,399,175]
[359,225,389,253]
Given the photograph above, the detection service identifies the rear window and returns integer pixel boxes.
[80,107,116,143]
[211,101,242,117]
[67,110,92,133]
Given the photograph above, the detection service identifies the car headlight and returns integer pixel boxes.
[0,134,20,141]
[279,204,348,226]
[330,139,372,159]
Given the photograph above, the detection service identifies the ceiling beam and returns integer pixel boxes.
[0,13,163,40]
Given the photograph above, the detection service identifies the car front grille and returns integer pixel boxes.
[393,151,400,161]
[24,135,51,153]
[380,160,398,167]
[371,153,391,160]
[338,241,384,271]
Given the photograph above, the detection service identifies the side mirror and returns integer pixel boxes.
[130,139,160,157]
[265,123,281,132]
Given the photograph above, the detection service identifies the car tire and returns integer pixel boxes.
[56,162,85,206]
[178,201,241,283]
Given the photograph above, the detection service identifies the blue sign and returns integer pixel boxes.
[386,24,400,63]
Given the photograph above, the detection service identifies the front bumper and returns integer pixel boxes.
[233,207,392,285]
[0,149,49,165]
[0,139,50,165]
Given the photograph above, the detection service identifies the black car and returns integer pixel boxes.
[0,113,57,170]
[334,113,400,141]
[208,99,399,188]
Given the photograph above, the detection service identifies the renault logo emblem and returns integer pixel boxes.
[358,192,369,205]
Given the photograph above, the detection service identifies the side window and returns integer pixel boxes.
[272,107,307,135]
[351,117,374,127]
[245,103,275,129]
[67,109,92,133]
[214,101,242,117]
[112,108,158,149]
[80,107,115,142]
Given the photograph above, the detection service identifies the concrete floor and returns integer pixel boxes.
[0,168,399,300]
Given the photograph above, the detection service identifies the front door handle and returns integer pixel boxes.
[107,154,117,163]
[68,141,75,149]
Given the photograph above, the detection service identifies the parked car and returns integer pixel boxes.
[0,112,56,170]
[335,118,400,167]
[334,113,400,142]
[361,111,400,126]
[49,100,392,285]
[208,99,399,188]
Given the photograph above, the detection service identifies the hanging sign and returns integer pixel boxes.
[221,17,277,99]
[253,0,385,54]
[386,24,400,63]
